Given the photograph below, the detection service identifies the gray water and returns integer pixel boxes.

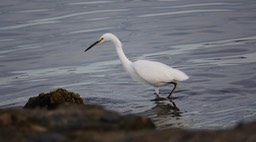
[1,0,256,129]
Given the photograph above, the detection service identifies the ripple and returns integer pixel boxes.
[18,9,50,13]
[193,107,256,128]
[190,52,256,66]
[54,82,95,88]
[0,97,27,107]
[0,39,14,42]
[0,44,41,55]
[158,0,179,1]
[138,9,232,18]
[69,27,113,34]
[11,60,119,80]
[137,35,256,68]
[202,36,256,47]
[153,3,239,9]
[0,21,59,30]
[30,9,129,23]
[68,1,114,5]
[205,106,246,115]
[0,9,128,31]
[172,35,256,54]
[85,17,110,21]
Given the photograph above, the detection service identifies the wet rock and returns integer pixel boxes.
[27,133,67,142]
[0,113,12,126]
[1,104,155,132]
[0,102,155,142]
[24,88,84,109]
[0,89,256,142]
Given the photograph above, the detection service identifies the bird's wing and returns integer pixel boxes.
[132,60,188,86]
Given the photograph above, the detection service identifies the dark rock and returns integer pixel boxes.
[119,114,155,130]
[24,88,84,109]
[27,133,67,142]
[0,113,12,125]
[0,89,255,142]
[1,104,155,132]
[0,104,256,142]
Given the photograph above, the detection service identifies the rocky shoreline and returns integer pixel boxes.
[0,89,255,142]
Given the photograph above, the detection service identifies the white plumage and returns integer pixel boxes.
[85,33,189,99]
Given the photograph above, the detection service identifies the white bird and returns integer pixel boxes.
[85,33,189,99]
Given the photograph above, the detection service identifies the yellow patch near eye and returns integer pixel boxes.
[99,38,104,43]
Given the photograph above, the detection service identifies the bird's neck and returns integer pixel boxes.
[111,37,132,72]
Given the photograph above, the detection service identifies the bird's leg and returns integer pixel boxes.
[151,87,167,101]
[151,94,162,101]
[154,87,160,97]
[171,101,179,111]
[167,82,178,99]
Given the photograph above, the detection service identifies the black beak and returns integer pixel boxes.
[84,40,101,52]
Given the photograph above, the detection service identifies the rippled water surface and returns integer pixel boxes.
[1,0,256,129]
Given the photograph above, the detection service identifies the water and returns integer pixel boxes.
[1,0,256,129]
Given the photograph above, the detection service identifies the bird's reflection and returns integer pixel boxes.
[151,97,181,116]
[139,96,191,129]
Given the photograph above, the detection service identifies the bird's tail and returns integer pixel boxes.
[172,69,189,81]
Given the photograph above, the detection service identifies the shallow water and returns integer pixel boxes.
[1,0,256,129]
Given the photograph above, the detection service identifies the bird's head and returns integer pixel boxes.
[84,33,116,52]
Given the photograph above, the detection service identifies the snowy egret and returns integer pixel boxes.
[85,33,189,99]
